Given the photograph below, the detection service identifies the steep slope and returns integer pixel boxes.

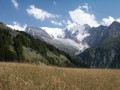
[25,23,91,55]
[84,25,108,47]
[78,21,120,68]
[26,26,52,39]
[0,22,87,67]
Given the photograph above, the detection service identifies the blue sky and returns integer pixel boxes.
[0,0,120,30]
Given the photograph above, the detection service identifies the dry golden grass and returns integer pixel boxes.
[0,62,120,90]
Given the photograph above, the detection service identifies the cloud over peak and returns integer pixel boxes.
[69,4,99,27]
[101,16,120,26]
[11,0,19,9]
[26,5,60,21]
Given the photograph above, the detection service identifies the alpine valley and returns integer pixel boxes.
[25,21,120,68]
[0,21,120,68]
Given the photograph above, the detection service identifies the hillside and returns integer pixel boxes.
[0,62,120,90]
[25,21,120,68]
[24,21,120,68]
[0,22,86,67]
[78,21,120,68]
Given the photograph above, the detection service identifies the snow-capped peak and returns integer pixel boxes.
[26,23,91,55]
[64,23,90,42]
[66,23,84,31]
[41,27,64,39]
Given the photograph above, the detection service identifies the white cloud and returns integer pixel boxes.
[117,18,120,22]
[7,22,27,31]
[82,3,89,12]
[53,1,56,5]
[51,20,62,26]
[101,16,120,26]
[69,5,99,27]
[11,0,19,9]
[26,5,60,21]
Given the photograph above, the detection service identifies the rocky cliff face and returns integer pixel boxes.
[108,21,120,38]
[77,21,120,68]
[26,26,52,40]
[78,48,119,68]
[84,25,108,47]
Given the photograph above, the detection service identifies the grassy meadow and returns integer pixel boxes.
[0,62,120,90]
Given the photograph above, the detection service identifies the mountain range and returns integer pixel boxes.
[26,23,91,56]
[78,21,120,68]
[0,21,120,68]
[0,22,88,67]
[25,21,120,68]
